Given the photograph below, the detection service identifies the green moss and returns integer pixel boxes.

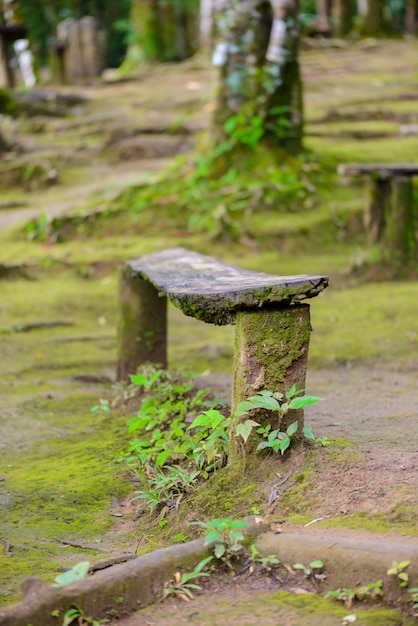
[307,507,418,536]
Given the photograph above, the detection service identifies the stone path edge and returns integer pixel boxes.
[0,517,269,626]
[2,520,418,626]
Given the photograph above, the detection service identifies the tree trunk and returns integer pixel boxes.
[200,0,215,55]
[405,0,417,35]
[316,0,331,34]
[333,0,356,36]
[363,0,385,35]
[213,0,303,156]
[126,0,163,64]
[126,0,198,64]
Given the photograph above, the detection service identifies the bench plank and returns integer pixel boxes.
[339,164,418,177]
[126,248,329,325]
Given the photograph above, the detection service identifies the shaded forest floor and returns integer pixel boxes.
[0,39,418,621]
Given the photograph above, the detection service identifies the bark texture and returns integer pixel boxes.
[363,0,386,35]
[333,0,356,36]
[213,0,303,154]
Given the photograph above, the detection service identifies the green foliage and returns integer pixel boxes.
[234,386,322,454]
[408,587,418,612]
[193,517,248,566]
[387,560,411,587]
[61,605,108,626]
[161,556,213,602]
[326,581,383,608]
[248,545,280,572]
[293,560,324,579]
[112,153,318,240]
[91,399,110,414]
[53,561,90,587]
[119,367,229,512]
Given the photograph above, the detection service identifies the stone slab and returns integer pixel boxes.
[126,248,329,325]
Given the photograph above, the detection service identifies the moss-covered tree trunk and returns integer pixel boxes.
[363,0,386,35]
[332,0,356,36]
[213,0,303,156]
[126,0,198,64]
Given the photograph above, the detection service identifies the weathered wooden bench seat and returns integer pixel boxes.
[338,163,418,266]
[117,248,329,429]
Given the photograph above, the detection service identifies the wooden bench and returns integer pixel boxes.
[338,164,418,267]
[117,248,329,442]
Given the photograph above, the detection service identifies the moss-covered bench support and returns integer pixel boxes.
[338,164,418,269]
[117,248,328,449]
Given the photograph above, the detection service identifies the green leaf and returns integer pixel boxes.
[285,384,300,399]
[279,437,291,454]
[130,374,148,387]
[258,390,274,396]
[250,396,280,411]
[309,560,324,569]
[187,413,212,429]
[234,400,257,417]
[256,441,271,451]
[194,556,214,572]
[53,562,90,587]
[229,519,248,529]
[155,450,172,466]
[236,420,259,443]
[214,543,226,558]
[288,396,323,410]
[303,424,315,439]
[204,531,222,545]
[286,422,298,437]
[229,531,245,542]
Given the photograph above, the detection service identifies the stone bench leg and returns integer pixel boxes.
[231,304,311,460]
[365,177,391,245]
[117,266,167,381]
[385,176,416,269]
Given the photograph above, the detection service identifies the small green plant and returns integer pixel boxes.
[234,386,322,454]
[326,580,383,608]
[193,517,247,566]
[61,605,108,626]
[53,562,90,587]
[161,556,213,601]
[248,545,280,572]
[119,367,229,512]
[293,560,324,579]
[173,533,189,543]
[91,399,110,414]
[387,560,411,587]
[408,587,418,612]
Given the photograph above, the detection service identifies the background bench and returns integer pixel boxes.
[338,164,418,268]
[117,248,329,448]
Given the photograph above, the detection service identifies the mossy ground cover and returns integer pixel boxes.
[0,39,418,615]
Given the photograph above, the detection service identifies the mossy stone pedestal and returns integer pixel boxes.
[117,266,167,381]
[231,305,311,459]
